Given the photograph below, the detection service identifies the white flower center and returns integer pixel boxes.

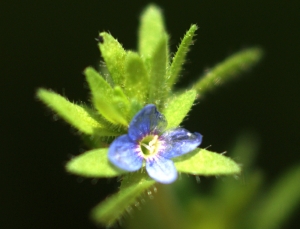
[140,135,160,156]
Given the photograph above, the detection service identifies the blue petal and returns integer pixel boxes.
[145,156,177,184]
[108,135,143,171]
[160,128,202,159]
[128,104,167,141]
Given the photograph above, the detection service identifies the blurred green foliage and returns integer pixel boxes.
[125,133,300,229]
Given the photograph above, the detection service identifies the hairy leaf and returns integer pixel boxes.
[66,148,127,177]
[167,24,198,88]
[37,89,114,135]
[98,32,127,86]
[148,34,168,108]
[124,51,149,104]
[138,4,166,59]
[174,148,241,175]
[85,67,128,126]
[163,89,197,129]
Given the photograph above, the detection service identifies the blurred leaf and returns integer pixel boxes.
[91,171,155,226]
[125,184,185,229]
[163,89,197,129]
[249,165,300,229]
[66,148,127,177]
[179,171,262,229]
[37,89,114,135]
[124,51,149,104]
[193,47,263,98]
[229,131,260,170]
[220,171,263,229]
[167,24,198,88]
[138,4,166,59]
[85,67,128,126]
[98,32,127,86]
[174,148,241,175]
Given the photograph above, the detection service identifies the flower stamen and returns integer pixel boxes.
[140,135,160,155]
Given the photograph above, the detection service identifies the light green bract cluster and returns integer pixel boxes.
[37,4,262,226]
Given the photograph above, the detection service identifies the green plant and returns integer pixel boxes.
[37,4,263,227]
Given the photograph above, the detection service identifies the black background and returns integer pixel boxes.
[2,0,300,228]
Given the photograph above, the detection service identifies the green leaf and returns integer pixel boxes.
[112,86,131,118]
[80,134,111,149]
[98,32,127,86]
[81,104,126,137]
[163,89,197,129]
[229,131,260,170]
[124,51,149,104]
[148,34,169,107]
[85,67,128,126]
[167,24,198,88]
[98,63,114,86]
[249,165,300,229]
[91,171,155,226]
[37,89,115,136]
[137,4,171,107]
[193,47,263,98]
[66,148,127,177]
[174,148,241,175]
[138,4,166,59]
[128,99,144,121]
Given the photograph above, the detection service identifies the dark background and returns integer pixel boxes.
[2,0,300,228]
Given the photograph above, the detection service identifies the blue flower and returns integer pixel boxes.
[108,104,202,184]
